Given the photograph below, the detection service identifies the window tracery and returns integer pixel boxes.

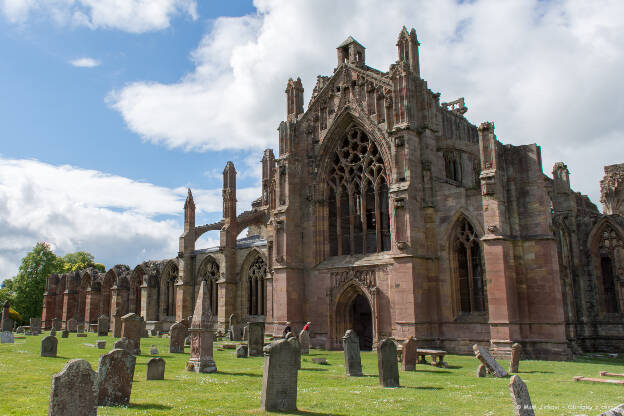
[248,256,267,315]
[198,257,219,316]
[327,127,391,256]
[454,218,485,313]
[598,225,623,314]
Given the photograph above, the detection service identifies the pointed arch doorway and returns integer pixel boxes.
[335,284,374,351]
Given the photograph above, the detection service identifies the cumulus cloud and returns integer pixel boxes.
[107,0,624,204]
[0,158,259,281]
[0,0,197,32]
[70,57,100,68]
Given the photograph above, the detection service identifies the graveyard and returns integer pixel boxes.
[0,332,622,415]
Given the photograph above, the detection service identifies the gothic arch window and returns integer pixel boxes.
[161,263,178,318]
[197,257,219,316]
[453,218,485,313]
[327,127,391,256]
[129,268,144,316]
[248,255,267,315]
[444,151,461,183]
[597,225,623,314]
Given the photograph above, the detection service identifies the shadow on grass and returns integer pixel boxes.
[518,370,554,374]
[401,386,443,390]
[300,368,328,372]
[414,369,452,374]
[218,371,262,378]
[444,365,462,370]
[272,409,347,416]
[129,403,173,410]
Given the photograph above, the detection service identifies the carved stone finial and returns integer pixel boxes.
[601,163,624,215]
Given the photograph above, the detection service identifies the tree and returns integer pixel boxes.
[12,243,64,322]
[0,278,15,307]
[61,251,105,272]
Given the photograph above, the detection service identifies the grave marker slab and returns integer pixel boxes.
[509,375,535,416]
[52,318,61,331]
[30,317,41,335]
[473,344,508,377]
[1,301,13,331]
[169,322,187,353]
[120,313,142,355]
[41,335,58,357]
[312,357,327,365]
[50,328,57,337]
[260,337,300,412]
[61,330,69,338]
[97,315,109,336]
[1,331,14,344]
[248,322,265,357]
[97,340,106,349]
[113,337,133,355]
[236,344,248,358]
[401,337,418,371]
[299,329,310,355]
[343,329,362,376]
[599,404,624,416]
[66,318,77,333]
[48,359,97,416]
[97,348,136,406]
[186,280,217,373]
[378,338,399,388]
[146,357,165,380]
[477,364,487,377]
[510,343,522,373]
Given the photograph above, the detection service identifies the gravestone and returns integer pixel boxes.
[30,317,41,335]
[169,322,187,353]
[48,359,97,416]
[121,313,142,355]
[1,331,14,344]
[510,342,522,373]
[1,301,13,331]
[185,336,191,346]
[236,344,248,358]
[401,337,418,371]
[150,345,158,355]
[312,357,328,365]
[243,325,248,341]
[477,363,487,377]
[97,348,136,406]
[112,313,122,338]
[61,330,69,338]
[342,329,362,376]
[140,317,148,338]
[228,314,243,341]
[299,329,310,355]
[97,315,109,336]
[52,318,62,331]
[67,318,77,333]
[146,357,165,380]
[76,324,87,337]
[248,322,265,357]
[260,337,301,412]
[113,337,133,355]
[509,375,535,416]
[50,328,57,337]
[186,281,217,373]
[599,404,624,416]
[378,338,399,388]
[16,326,24,334]
[473,344,508,377]
[97,340,106,349]
[41,335,58,357]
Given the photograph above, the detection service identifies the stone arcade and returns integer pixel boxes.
[41,28,624,359]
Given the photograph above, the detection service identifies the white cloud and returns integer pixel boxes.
[0,0,197,32]
[70,57,100,68]
[0,158,260,281]
[107,0,624,205]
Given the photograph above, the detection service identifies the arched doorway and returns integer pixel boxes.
[335,284,374,351]
[351,294,373,351]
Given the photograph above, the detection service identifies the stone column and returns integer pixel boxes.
[110,285,128,337]
[84,286,101,325]
[41,291,56,330]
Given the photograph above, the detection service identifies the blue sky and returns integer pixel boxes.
[0,0,622,280]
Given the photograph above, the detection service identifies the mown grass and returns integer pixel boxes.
[0,333,622,415]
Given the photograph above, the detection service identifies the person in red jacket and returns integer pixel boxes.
[302,321,311,332]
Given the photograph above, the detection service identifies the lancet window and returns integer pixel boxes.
[327,127,391,256]
[198,257,219,316]
[162,263,178,318]
[248,256,267,315]
[454,218,485,313]
[598,226,623,314]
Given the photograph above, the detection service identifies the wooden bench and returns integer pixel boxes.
[416,349,448,368]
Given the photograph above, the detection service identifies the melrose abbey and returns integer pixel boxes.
[41,28,624,359]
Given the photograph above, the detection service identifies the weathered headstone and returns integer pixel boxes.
[97,340,106,349]
[312,357,328,364]
[343,329,362,376]
[378,338,399,388]
[16,326,24,334]
[146,357,165,380]
[66,318,77,332]
[236,344,248,358]
[61,330,69,338]
[113,337,133,355]
[184,335,191,346]
[97,315,109,336]
[1,301,13,331]
[140,316,148,338]
[186,280,217,373]
[76,324,87,337]
[401,337,418,371]
[48,359,97,416]
[30,317,41,335]
[299,329,310,355]
[477,363,487,377]
[169,321,187,353]
[120,313,142,355]
[599,404,624,416]
[41,335,58,357]
[228,314,243,341]
[97,348,136,406]
[510,342,522,373]
[248,321,265,357]
[52,317,62,331]
[150,345,158,355]
[509,375,535,416]
[50,328,57,337]
[260,337,301,412]
[1,331,14,343]
[473,344,508,377]
[112,313,122,338]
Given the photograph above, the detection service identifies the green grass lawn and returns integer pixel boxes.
[0,333,622,415]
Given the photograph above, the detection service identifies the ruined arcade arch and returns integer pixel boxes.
[334,282,374,351]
